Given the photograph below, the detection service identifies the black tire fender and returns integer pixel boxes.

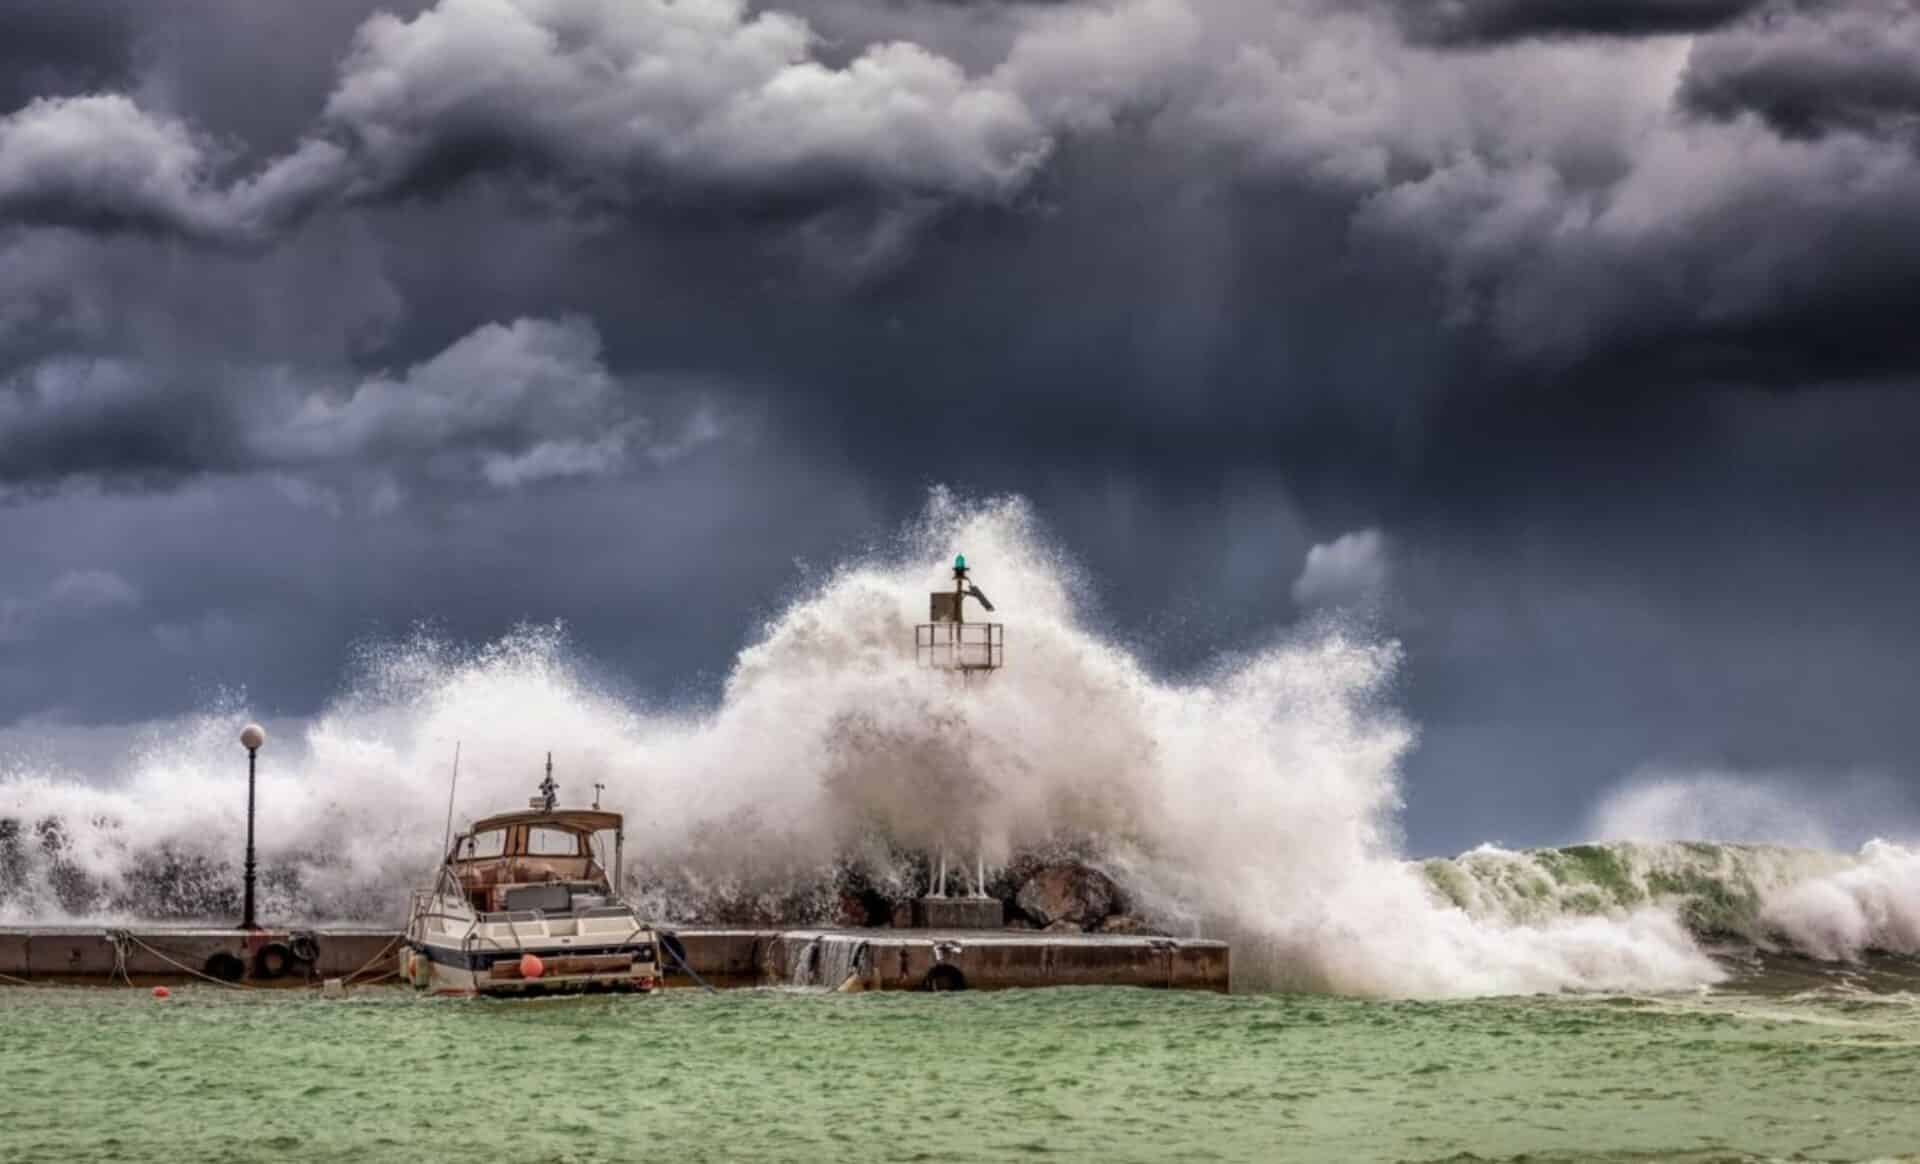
[253,942,293,980]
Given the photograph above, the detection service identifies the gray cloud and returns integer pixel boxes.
[3,0,1907,387]
[257,316,650,483]
[2,317,721,493]
[0,95,347,245]
[322,0,1052,204]
[1292,529,1390,609]
[1349,117,1920,367]
[3,0,1920,856]
[0,0,1195,246]
[0,355,246,485]
[1389,0,1765,45]
[1681,1,1920,140]
[0,0,137,109]
[0,568,142,644]
[8,3,1916,442]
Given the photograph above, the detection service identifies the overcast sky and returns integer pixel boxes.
[3,0,1917,854]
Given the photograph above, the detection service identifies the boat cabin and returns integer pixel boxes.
[448,808,624,915]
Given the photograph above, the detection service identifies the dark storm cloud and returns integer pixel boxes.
[124,0,439,153]
[0,316,721,489]
[1390,381,1920,852]
[0,96,347,245]
[1348,122,1920,375]
[0,434,881,727]
[0,0,137,108]
[4,0,1920,852]
[6,0,1913,492]
[0,568,141,645]
[252,316,728,488]
[0,355,245,486]
[319,0,1048,204]
[1681,1,1920,140]
[1389,0,1765,45]
[0,0,1194,245]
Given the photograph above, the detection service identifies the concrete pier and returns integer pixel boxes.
[0,926,399,986]
[0,925,1229,992]
[757,928,1228,992]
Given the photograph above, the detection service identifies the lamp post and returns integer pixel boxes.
[239,723,266,931]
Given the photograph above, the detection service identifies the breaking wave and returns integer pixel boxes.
[1422,842,1905,950]
[2,491,1916,997]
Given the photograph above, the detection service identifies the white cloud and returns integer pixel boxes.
[0,0,1198,243]
[1,0,1913,364]
[992,0,1201,134]
[481,433,631,488]
[260,317,622,462]
[0,95,346,245]
[254,315,716,490]
[2,316,721,493]
[1292,528,1389,609]
[325,0,1051,202]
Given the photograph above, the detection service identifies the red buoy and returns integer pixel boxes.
[152,986,171,1000]
[520,954,545,980]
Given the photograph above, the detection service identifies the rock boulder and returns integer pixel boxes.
[1014,864,1120,929]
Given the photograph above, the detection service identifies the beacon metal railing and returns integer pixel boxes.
[914,622,1004,671]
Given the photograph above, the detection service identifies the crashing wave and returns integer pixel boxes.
[1,491,1914,996]
[1422,842,1849,941]
[1754,840,1920,961]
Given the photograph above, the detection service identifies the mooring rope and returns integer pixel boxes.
[106,929,132,986]
[325,932,404,989]
[659,934,717,994]
[118,931,258,991]
[0,968,40,987]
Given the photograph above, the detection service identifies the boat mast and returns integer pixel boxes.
[537,752,558,812]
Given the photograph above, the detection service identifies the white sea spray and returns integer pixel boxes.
[0,491,1906,996]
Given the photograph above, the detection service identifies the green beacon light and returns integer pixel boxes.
[954,554,967,570]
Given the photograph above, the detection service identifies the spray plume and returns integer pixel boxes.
[2,491,1905,996]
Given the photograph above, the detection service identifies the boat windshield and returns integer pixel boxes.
[528,827,583,856]
[458,824,589,861]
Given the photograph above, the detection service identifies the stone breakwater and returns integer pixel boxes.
[819,859,1153,935]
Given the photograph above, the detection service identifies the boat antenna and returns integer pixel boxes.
[438,740,461,866]
[537,752,558,812]
[593,782,605,810]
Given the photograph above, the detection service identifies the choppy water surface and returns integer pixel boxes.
[5,982,1919,1164]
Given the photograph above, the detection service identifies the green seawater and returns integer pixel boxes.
[4,984,1919,1164]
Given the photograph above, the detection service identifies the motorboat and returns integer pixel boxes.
[402,761,661,997]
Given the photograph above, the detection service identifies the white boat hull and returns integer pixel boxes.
[403,895,662,998]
